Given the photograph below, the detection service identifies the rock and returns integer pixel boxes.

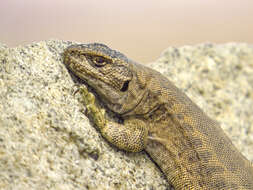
[0,40,168,190]
[0,40,252,189]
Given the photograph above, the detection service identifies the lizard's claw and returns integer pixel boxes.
[78,85,107,130]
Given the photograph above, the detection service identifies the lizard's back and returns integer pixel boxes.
[142,65,253,189]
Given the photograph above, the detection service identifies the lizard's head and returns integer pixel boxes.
[63,43,147,115]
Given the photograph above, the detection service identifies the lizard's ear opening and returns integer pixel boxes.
[120,80,130,92]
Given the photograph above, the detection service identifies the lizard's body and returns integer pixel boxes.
[63,43,253,189]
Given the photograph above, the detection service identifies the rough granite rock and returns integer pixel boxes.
[0,40,252,190]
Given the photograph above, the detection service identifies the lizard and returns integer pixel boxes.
[63,43,253,190]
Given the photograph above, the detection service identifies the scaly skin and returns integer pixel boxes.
[63,43,253,190]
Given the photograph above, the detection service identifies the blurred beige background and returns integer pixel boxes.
[1,0,253,63]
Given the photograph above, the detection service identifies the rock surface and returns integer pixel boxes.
[0,40,252,190]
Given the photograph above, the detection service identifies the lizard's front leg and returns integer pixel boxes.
[79,86,148,153]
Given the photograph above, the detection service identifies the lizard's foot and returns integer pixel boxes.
[78,85,147,152]
[78,85,107,130]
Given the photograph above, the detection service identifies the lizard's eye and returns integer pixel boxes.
[92,56,107,67]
